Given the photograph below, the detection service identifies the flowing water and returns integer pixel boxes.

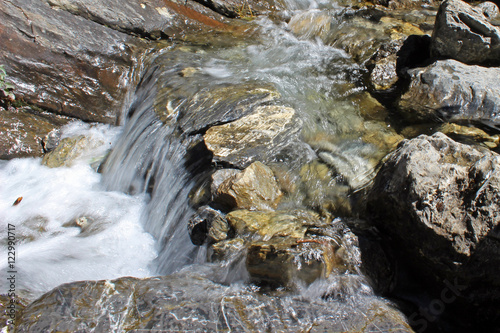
[1,0,396,303]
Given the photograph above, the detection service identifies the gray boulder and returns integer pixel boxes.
[398,59,500,123]
[367,132,500,322]
[431,0,500,66]
[15,271,415,332]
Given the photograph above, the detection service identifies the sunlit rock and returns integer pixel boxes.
[367,132,500,326]
[42,135,104,168]
[0,107,70,159]
[177,82,280,134]
[431,0,500,66]
[204,105,312,169]
[398,60,500,123]
[215,161,283,210]
[211,168,241,197]
[227,209,321,240]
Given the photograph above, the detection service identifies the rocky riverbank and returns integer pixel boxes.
[2,0,500,332]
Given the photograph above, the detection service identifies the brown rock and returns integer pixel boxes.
[216,161,282,210]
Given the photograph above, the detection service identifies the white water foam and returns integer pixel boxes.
[0,122,156,300]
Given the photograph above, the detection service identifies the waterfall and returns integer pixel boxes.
[102,66,205,275]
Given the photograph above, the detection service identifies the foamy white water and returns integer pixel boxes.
[0,122,156,300]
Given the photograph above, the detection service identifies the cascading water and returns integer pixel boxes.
[1,0,397,305]
[101,66,205,275]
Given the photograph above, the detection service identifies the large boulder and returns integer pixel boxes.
[367,132,500,326]
[46,0,233,41]
[431,0,500,66]
[15,271,414,332]
[0,0,144,123]
[398,59,500,123]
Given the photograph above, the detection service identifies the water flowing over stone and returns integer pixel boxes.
[15,271,414,333]
[102,68,203,275]
[204,105,315,169]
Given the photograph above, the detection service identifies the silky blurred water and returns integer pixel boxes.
[1,0,391,301]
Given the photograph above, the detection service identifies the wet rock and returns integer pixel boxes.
[326,14,425,65]
[15,271,414,332]
[398,59,500,123]
[46,0,231,41]
[204,105,314,169]
[210,237,246,261]
[431,0,500,66]
[0,294,28,332]
[0,107,70,159]
[288,10,333,40]
[188,205,229,245]
[246,236,343,287]
[42,134,108,168]
[192,0,285,18]
[215,161,283,210]
[41,129,62,153]
[211,168,241,197]
[0,0,143,123]
[313,141,378,190]
[367,132,500,324]
[362,121,404,153]
[226,209,323,240]
[177,82,280,134]
[298,160,352,215]
[437,123,500,149]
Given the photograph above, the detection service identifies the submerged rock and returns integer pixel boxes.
[431,0,500,66]
[15,271,414,332]
[367,132,500,326]
[0,0,144,123]
[0,107,70,159]
[215,161,283,210]
[398,59,500,123]
[204,105,314,168]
